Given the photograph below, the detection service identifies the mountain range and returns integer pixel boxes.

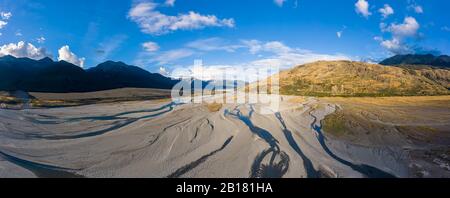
[379,54,450,68]
[0,55,179,93]
[2,54,450,96]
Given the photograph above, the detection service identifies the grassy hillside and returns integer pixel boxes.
[264,61,449,97]
[395,65,450,89]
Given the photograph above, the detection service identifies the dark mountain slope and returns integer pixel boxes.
[0,56,179,93]
[86,61,177,90]
[380,54,450,68]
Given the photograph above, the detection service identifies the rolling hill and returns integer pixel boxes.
[254,61,450,97]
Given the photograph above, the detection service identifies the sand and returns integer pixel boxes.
[0,95,446,178]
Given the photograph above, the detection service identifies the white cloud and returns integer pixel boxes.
[142,41,160,52]
[241,40,263,54]
[355,0,371,18]
[165,0,176,7]
[128,2,235,35]
[274,0,287,7]
[37,36,46,44]
[378,37,412,54]
[407,1,424,14]
[0,12,11,30]
[376,17,420,54]
[379,4,394,19]
[186,37,244,52]
[0,20,6,29]
[0,41,51,60]
[264,41,293,54]
[387,17,420,38]
[0,12,12,20]
[58,45,85,67]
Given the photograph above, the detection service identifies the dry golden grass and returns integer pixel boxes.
[320,96,450,144]
[153,98,172,103]
[29,99,79,108]
[287,96,307,103]
[0,96,21,105]
[0,96,16,101]
[205,102,223,112]
[322,95,450,107]
[264,61,450,97]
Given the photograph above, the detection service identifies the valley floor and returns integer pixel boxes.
[0,95,448,178]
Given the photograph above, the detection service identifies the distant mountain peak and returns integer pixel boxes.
[0,55,18,61]
[101,60,123,65]
[39,57,54,63]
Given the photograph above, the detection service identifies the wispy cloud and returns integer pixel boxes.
[274,0,287,7]
[135,38,351,78]
[186,37,244,52]
[0,12,12,20]
[442,26,450,32]
[153,49,195,65]
[0,11,12,29]
[242,40,293,54]
[170,39,351,81]
[135,48,195,67]
[336,26,347,39]
[0,21,7,29]
[165,0,175,7]
[407,0,424,14]
[95,35,128,62]
[142,41,160,52]
[37,36,46,44]
[414,5,423,14]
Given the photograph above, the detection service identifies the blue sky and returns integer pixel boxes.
[0,0,449,76]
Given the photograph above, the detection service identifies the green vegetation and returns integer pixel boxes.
[322,112,347,137]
